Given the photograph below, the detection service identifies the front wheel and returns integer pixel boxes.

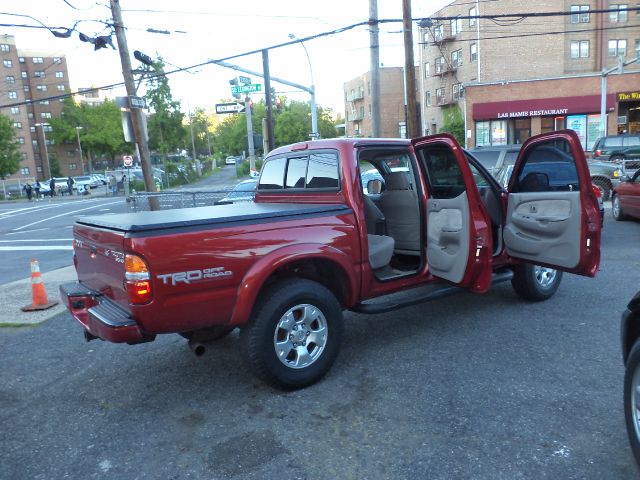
[624,339,640,465]
[612,194,627,221]
[241,278,343,390]
[511,264,563,302]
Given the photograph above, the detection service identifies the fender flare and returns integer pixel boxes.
[229,243,359,327]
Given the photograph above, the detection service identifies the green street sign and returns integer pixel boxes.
[231,84,262,94]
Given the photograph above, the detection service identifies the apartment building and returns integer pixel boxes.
[1,34,79,181]
[419,0,640,149]
[344,67,416,138]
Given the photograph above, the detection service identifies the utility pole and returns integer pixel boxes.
[262,49,275,152]
[245,96,255,173]
[369,0,381,137]
[110,0,158,209]
[403,0,419,138]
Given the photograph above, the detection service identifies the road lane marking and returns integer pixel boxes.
[5,228,50,235]
[0,246,73,251]
[11,200,122,232]
[0,239,73,243]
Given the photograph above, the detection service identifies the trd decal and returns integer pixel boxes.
[157,267,233,286]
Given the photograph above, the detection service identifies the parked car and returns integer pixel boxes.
[587,159,624,201]
[219,179,257,203]
[225,156,237,165]
[91,174,107,185]
[621,290,640,465]
[467,144,522,176]
[612,169,640,221]
[47,177,71,195]
[592,134,640,161]
[73,175,99,191]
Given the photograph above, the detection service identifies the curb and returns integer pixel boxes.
[0,265,77,327]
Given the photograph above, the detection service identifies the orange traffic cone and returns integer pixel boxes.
[21,259,59,312]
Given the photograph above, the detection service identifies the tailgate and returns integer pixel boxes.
[73,223,128,309]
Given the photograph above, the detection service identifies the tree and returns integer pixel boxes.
[187,107,214,156]
[146,59,186,157]
[439,105,465,145]
[49,98,133,170]
[0,114,22,179]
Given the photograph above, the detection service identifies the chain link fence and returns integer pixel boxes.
[126,189,255,212]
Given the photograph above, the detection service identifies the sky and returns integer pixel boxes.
[2,0,451,116]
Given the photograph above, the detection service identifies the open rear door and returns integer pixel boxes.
[412,133,493,293]
[504,130,601,276]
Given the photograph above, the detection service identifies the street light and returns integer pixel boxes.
[34,122,51,180]
[288,33,319,140]
[76,126,85,175]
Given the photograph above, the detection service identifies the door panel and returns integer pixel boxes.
[505,130,600,276]
[504,192,581,269]
[426,192,470,283]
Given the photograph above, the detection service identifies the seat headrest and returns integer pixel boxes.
[385,171,411,190]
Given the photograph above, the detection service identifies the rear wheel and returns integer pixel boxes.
[241,278,343,390]
[624,339,640,465]
[610,154,625,163]
[592,177,612,201]
[613,194,627,221]
[511,264,563,302]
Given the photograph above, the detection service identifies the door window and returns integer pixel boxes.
[419,146,465,198]
[511,139,579,192]
[258,157,286,189]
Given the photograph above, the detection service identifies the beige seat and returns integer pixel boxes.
[379,171,421,255]
[367,234,395,269]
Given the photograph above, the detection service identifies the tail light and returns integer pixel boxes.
[591,184,602,198]
[125,254,152,304]
[594,149,601,157]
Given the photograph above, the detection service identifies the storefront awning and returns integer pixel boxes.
[472,94,616,120]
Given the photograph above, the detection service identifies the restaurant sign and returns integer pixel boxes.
[617,91,640,102]
[497,108,569,119]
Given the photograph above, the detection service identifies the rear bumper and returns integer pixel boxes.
[59,282,154,344]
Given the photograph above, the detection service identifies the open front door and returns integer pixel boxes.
[504,130,601,276]
[412,133,493,293]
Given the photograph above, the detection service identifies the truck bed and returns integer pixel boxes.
[76,202,352,234]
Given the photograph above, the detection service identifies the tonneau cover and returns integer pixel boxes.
[76,202,351,233]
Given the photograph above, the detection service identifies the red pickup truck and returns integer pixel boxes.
[61,131,601,390]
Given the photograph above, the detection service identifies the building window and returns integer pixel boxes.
[20,71,27,79]
[53,57,62,64]
[17,137,25,144]
[30,126,35,133]
[470,43,478,62]
[41,112,52,119]
[13,121,22,129]
[18,56,24,63]
[368,103,371,118]
[435,56,445,73]
[570,40,590,58]
[469,7,476,26]
[3,59,12,68]
[68,163,77,170]
[32,57,43,64]
[433,24,444,42]
[424,62,430,77]
[36,85,47,91]
[32,139,38,147]
[452,83,463,101]
[55,71,64,78]
[635,39,640,55]
[20,167,30,175]
[452,49,463,67]
[23,85,29,92]
[27,112,33,119]
[43,125,53,132]
[8,91,17,99]
[57,84,65,91]
[34,70,45,78]
[609,39,627,56]
[451,17,462,35]
[0,44,9,52]
[10,107,19,115]
[571,5,590,23]
[39,99,49,105]
[436,87,446,105]
[67,150,76,157]
[426,91,432,107]
[609,5,628,22]
[5,75,14,83]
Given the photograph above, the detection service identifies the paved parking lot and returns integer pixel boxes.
[1,215,639,479]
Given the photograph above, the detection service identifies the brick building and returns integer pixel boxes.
[343,67,417,138]
[1,34,79,181]
[419,0,640,148]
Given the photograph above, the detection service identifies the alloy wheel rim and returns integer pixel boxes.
[632,363,640,443]
[273,303,328,369]
[613,196,620,217]
[533,266,557,289]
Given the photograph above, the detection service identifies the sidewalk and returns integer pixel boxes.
[0,266,77,327]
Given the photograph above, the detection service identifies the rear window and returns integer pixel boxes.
[259,151,339,191]
[469,150,500,169]
[603,137,623,148]
[625,136,640,147]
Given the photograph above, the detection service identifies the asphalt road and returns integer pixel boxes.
[1,214,640,479]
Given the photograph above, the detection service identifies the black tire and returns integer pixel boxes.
[624,339,640,466]
[241,278,343,390]
[612,194,627,221]
[610,154,625,163]
[511,264,563,302]
[592,177,612,201]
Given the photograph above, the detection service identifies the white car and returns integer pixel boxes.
[225,156,237,165]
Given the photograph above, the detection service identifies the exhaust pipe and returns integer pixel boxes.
[188,340,206,357]
[84,330,98,342]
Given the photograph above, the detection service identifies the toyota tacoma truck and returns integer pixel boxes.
[61,131,601,390]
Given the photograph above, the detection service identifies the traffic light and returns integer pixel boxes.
[229,78,241,99]
[134,50,153,66]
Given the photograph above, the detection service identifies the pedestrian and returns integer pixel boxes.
[49,178,56,196]
[67,176,75,195]
[109,175,117,196]
[33,181,41,200]
[23,182,33,201]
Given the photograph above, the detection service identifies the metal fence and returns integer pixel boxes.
[126,189,255,212]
